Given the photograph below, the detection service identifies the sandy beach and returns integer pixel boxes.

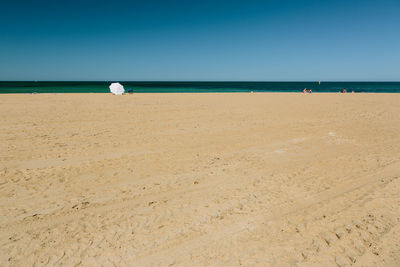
[1,93,400,266]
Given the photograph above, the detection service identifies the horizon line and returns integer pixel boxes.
[1,80,400,83]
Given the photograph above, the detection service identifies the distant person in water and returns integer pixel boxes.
[343,88,347,93]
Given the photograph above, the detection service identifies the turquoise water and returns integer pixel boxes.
[1,81,400,94]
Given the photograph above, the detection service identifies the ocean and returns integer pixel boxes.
[1,81,400,94]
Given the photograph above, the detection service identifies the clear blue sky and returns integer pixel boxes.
[1,0,399,81]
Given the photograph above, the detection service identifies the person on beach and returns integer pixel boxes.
[308,89,312,93]
[303,88,308,93]
[343,88,347,93]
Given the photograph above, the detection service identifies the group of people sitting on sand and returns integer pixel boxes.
[339,89,357,93]
[303,88,356,93]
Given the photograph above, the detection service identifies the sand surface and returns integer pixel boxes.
[1,93,400,266]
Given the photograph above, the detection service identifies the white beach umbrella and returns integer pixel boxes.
[109,82,125,95]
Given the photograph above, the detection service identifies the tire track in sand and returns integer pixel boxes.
[133,161,400,265]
